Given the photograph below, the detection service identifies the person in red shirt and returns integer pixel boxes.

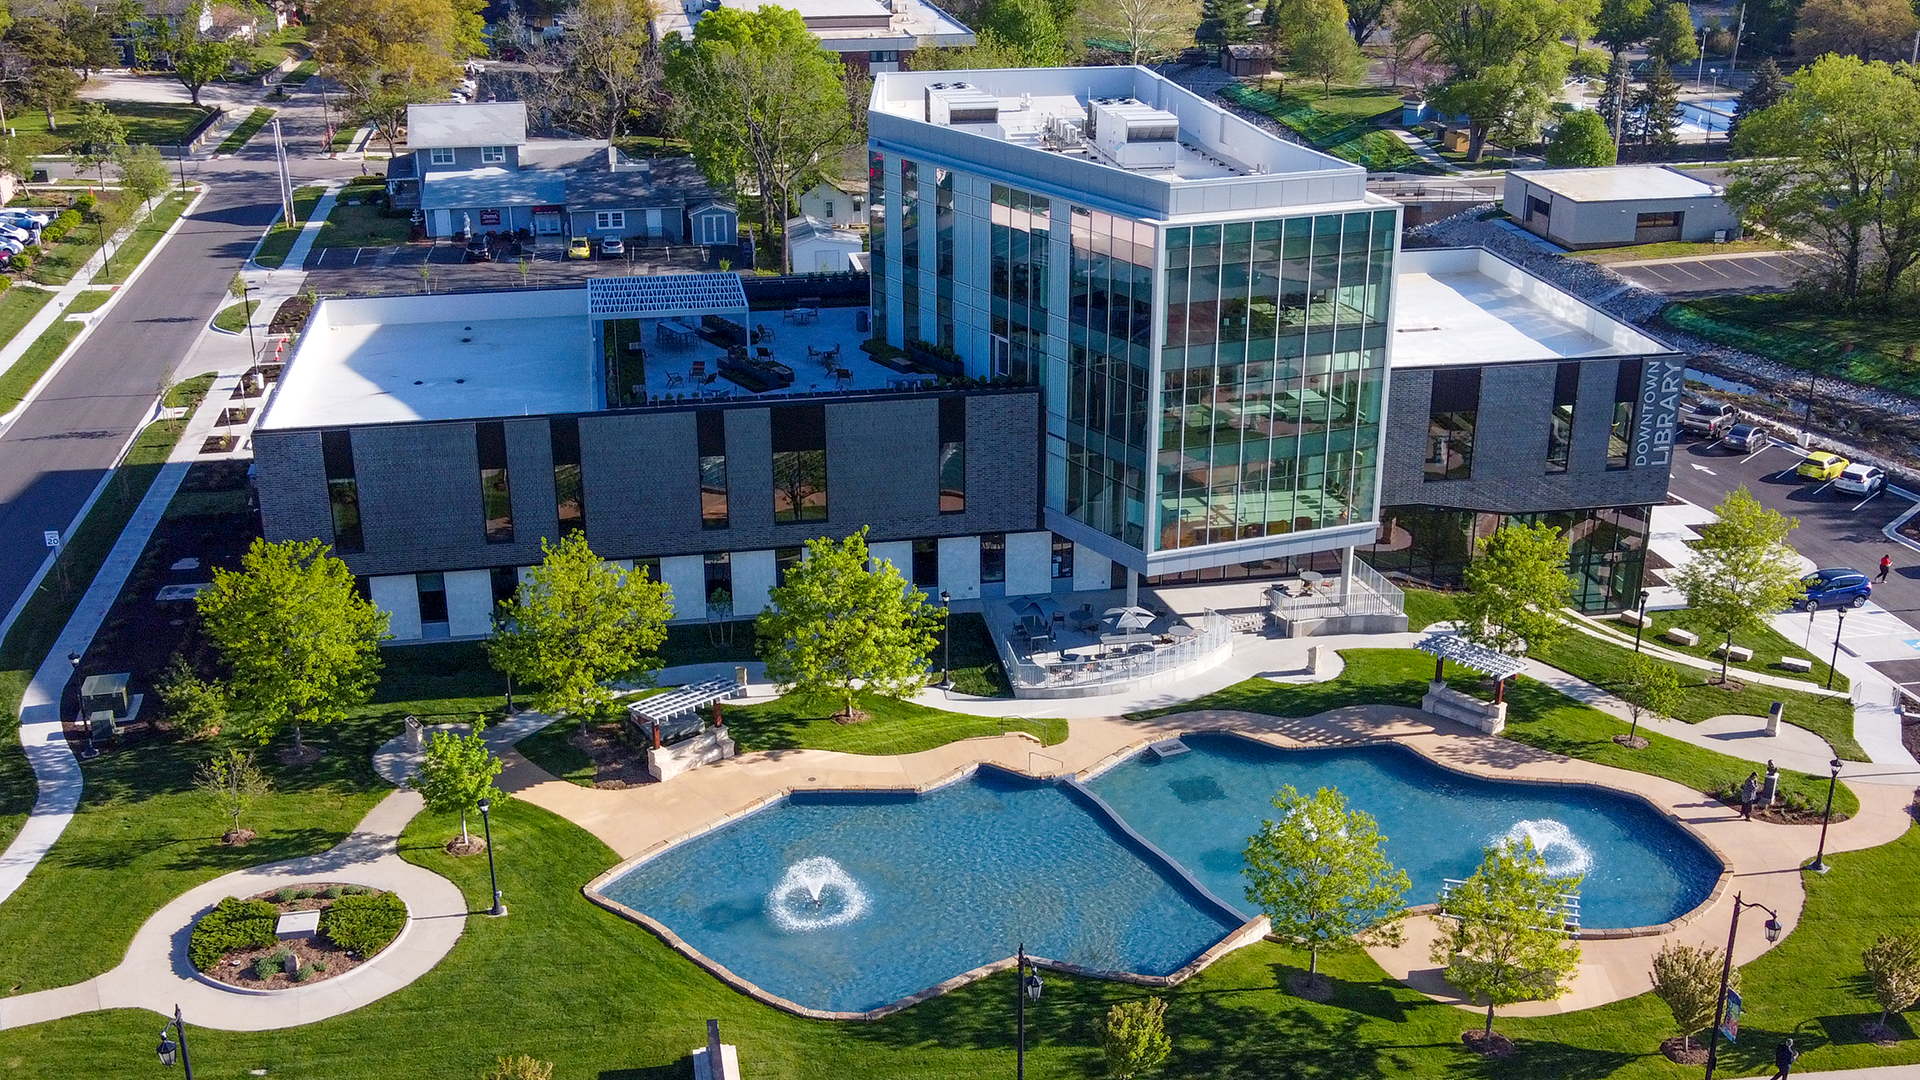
[1880,554,1893,583]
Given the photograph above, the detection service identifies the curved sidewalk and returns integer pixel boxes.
[0,791,468,1032]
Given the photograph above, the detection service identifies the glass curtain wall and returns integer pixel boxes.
[900,159,921,344]
[1058,206,1153,548]
[1156,210,1393,552]
[989,184,1050,384]
[869,151,887,342]
[1361,505,1651,612]
[936,169,955,351]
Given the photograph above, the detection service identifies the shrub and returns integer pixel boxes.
[322,885,344,899]
[294,887,316,900]
[312,959,329,972]
[291,964,319,982]
[275,886,298,903]
[10,252,30,272]
[188,897,279,971]
[484,1056,555,1080]
[319,891,407,956]
[0,276,12,292]
[73,192,97,215]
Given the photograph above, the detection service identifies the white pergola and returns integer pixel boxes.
[1414,632,1526,702]
[587,273,750,406]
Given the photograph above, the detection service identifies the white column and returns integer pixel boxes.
[1003,531,1052,597]
[444,570,494,637]
[1125,567,1138,607]
[1340,546,1355,602]
[1072,544,1111,593]
[938,536,981,600]
[660,554,707,622]
[731,549,777,617]
[370,575,422,641]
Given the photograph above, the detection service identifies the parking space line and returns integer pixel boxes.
[1852,491,1884,512]
[1814,479,1837,495]
[1743,443,1775,464]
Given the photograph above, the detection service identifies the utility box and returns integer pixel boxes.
[79,672,131,718]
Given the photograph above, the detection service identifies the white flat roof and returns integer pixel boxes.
[1393,247,1670,366]
[1516,166,1720,203]
[406,102,528,150]
[258,290,596,430]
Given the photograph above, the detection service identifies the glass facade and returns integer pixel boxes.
[869,151,887,341]
[1360,504,1651,612]
[1155,211,1392,551]
[1059,206,1152,547]
[938,395,965,514]
[1608,358,1641,470]
[321,430,363,554]
[697,410,728,530]
[900,159,921,344]
[936,169,955,351]
[476,421,513,544]
[1547,362,1578,474]
[990,184,1049,383]
[771,404,828,524]
[550,417,584,537]
[1424,368,1479,483]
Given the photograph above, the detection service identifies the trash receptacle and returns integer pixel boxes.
[1767,701,1783,736]
[855,308,870,333]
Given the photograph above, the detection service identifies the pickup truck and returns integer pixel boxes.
[1679,401,1738,438]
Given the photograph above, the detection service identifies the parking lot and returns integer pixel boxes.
[1609,251,1817,295]
[298,238,724,296]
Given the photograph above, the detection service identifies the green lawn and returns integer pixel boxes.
[1574,238,1786,264]
[945,611,1012,697]
[1400,586,1462,631]
[283,59,319,86]
[28,194,129,286]
[1219,83,1429,172]
[92,192,192,286]
[1588,607,1846,690]
[65,289,112,315]
[8,100,210,158]
[313,186,412,249]
[251,186,326,269]
[0,316,84,413]
[213,299,259,332]
[1665,295,1920,398]
[216,107,276,155]
[724,690,1066,756]
[0,285,53,353]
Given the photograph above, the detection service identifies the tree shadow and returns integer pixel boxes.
[1815,1005,1916,1047]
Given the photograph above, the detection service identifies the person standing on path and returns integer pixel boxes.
[1769,1037,1799,1079]
[1741,772,1759,820]
[1880,554,1893,583]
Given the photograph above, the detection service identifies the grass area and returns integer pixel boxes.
[724,690,1066,756]
[1218,83,1430,172]
[283,59,319,86]
[330,123,362,151]
[945,611,1011,697]
[28,194,126,286]
[1400,586,1461,631]
[162,370,216,410]
[313,184,411,249]
[1665,295,1920,397]
[65,289,112,315]
[212,299,259,333]
[1588,607,1845,690]
[0,284,53,352]
[0,316,84,413]
[8,100,209,158]
[514,722,598,785]
[251,186,326,269]
[1574,237,1786,264]
[1135,648,1860,817]
[217,107,276,155]
[92,192,191,286]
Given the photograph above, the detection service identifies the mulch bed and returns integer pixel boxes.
[1461,1029,1514,1058]
[1612,734,1651,749]
[565,722,655,789]
[201,885,390,990]
[1711,789,1849,825]
[1287,972,1333,1002]
[1660,1036,1709,1064]
[269,294,314,335]
[1861,1021,1903,1046]
[445,836,488,857]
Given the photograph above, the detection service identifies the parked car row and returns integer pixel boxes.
[0,208,50,261]
[1793,450,1887,495]
[566,236,626,260]
[1681,396,1892,500]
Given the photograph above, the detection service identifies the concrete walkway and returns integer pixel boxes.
[0,791,468,1032]
[1390,127,1457,171]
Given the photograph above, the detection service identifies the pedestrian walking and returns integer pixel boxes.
[1769,1036,1799,1079]
[1880,554,1893,583]
[1741,772,1759,820]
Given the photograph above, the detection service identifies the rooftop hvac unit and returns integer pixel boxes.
[926,82,999,126]
[1088,98,1182,170]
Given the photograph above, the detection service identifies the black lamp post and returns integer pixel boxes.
[1633,595,1650,653]
[1809,757,1842,873]
[237,275,258,360]
[70,651,97,760]
[1015,943,1043,1080]
[1827,607,1847,690]
[478,797,504,916]
[938,590,953,690]
[155,1004,193,1078]
[1704,894,1782,1080]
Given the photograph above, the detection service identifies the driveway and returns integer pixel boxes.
[1608,251,1817,295]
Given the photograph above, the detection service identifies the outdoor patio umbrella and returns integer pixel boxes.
[1103,606,1155,631]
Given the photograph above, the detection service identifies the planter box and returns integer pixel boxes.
[905,344,961,377]
[1422,680,1506,735]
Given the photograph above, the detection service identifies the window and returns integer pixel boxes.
[1051,534,1074,579]
[490,567,519,611]
[912,539,938,589]
[1527,195,1551,220]
[775,546,803,587]
[980,533,1006,584]
[595,211,625,231]
[428,147,455,165]
[417,572,448,626]
[823,200,835,220]
[697,410,728,529]
[631,557,661,584]
[938,396,965,514]
[1425,368,1481,482]
[550,417,585,536]
[321,430,363,554]
[1608,358,1641,470]
[704,552,732,613]
[869,49,899,62]
[771,404,827,523]
[1635,212,1681,229]
[477,421,513,544]
[1547,362,1579,474]
[481,145,506,164]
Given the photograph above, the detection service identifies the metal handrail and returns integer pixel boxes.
[1000,609,1233,691]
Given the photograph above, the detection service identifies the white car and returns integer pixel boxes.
[0,223,33,246]
[0,208,52,228]
[1834,463,1887,496]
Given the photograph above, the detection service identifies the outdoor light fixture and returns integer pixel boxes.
[478,797,505,916]
[1809,758,1843,873]
[938,591,953,690]
[155,1005,192,1077]
[1014,944,1042,1080]
[1705,894,1784,1079]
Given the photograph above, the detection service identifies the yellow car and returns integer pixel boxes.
[1796,451,1849,480]
[567,236,592,260]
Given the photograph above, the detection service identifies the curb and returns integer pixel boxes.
[1886,497,1920,555]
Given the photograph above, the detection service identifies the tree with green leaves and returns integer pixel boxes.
[1613,651,1681,747]
[1649,940,1738,1054]
[1101,998,1173,1079]
[1395,0,1585,161]
[71,101,126,186]
[756,527,942,721]
[1731,55,1920,308]
[488,533,673,727]
[1793,0,1918,63]
[157,656,228,740]
[1727,57,1784,143]
[118,143,169,210]
[549,0,660,143]
[1546,109,1617,166]
[1431,838,1583,1038]
[197,538,389,755]
[1862,932,1920,1032]
[1672,487,1806,683]
[1596,52,1632,144]
[980,0,1069,63]
[416,721,507,846]
[312,0,476,156]
[1087,0,1200,64]
[1459,521,1573,657]
[1243,785,1409,993]
[1633,58,1681,148]
[195,748,272,841]
[1199,0,1256,43]
[1591,0,1652,59]
[1646,1,1697,67]
[3,16,84,131]
[1343,0,1391,45]
[1282,0,1368,96]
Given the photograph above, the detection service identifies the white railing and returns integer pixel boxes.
[1273,560,1406,621]
[1001,610,1234,692]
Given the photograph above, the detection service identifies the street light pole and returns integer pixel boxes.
[1809,758,1842,873]
[155,1004,194,1079]
[1704,893,1782,1080]
[1015,944,1043,1080]
[1633,595,1649,653]
[938,590,953,690]
[478,797,505,916]
[1827,607,1847,690]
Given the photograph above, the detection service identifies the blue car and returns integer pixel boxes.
[1799,568,1871,610]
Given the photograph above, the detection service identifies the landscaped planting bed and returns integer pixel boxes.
[192,885,404,989]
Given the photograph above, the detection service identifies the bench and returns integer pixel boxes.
[1617,610,1653,629]
[1714,643,1754,663]
[1779,656,1814,673]
[1663,627,1700,647]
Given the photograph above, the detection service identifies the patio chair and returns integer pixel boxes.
[664,371,684,387]
[690,361,707,382]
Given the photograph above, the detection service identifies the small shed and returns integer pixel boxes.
[785,214,863,274]
[1222,44,1273,77]
[689,200,739,247]
[1502,165,1741,250]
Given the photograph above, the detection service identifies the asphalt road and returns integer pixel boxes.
[0,99,356,626]
[1663,428,1920,622]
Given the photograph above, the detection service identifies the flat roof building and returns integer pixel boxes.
[652,0,973,71]
[1503,165,1740,250]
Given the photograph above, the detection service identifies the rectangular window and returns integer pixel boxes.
[428,147,454,165]
[632,557,661,584]
[697,410,728,530]
[476,421,513,544]
[481,145,506,164]
[775,546,803,587]
[938,396,965,514]
[1051,533,1074,579]
[595,210,625,231]
[417,572,448,625]
[771,404,827,523]
[912,538,938,589]
[320,429,364,554]
[1608,358,1642,470]
[1425,368,1480,482]
[1635,212,1681,229]
[550,417,585,536]
[1547,362,1579,474]
[704,552,732,612]
[980,533,1006,584]
[490,566,519,610]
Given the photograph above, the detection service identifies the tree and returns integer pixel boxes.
[482,1055,554,1080]
[1727,57,1784,142]
[3,17,84,131]
[980,0,1069,63]
[312,0,473,154]
[197,538,389,754]
[156,656,227,740]
[1731,56,1920,308]
[171,38,237,109]
[1459,521,1573,657]
[118,143,169,210]
[415,721,507,845]
[1283,0,1369,96]
[352,80,446,160]
[1547,109,1617,165]
[1596,52,1632,143]
[1395,0,1585,161]
[1613,652,1681,746]
[1344,0,1392,45]
[756,527,942,720]
[1199,0,1257,43]
[1431,838,1583,1037]
[71,101,126,186]
[1672,487,1806,682]
[1649,940,1739,1053]
[1243,785,1410,988]
[487,532,673,726]
[1863,933,1920,1030]
[1592,0,1652,57]
[1646,1,1697,67]
[1089,0,1200,64]
[1793,0,1918,63]
[551,0,658,143]
[1633,58,1681,148]
[1101,998,1173,1079]
[195,748,272,840]
[665,6,858,270]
